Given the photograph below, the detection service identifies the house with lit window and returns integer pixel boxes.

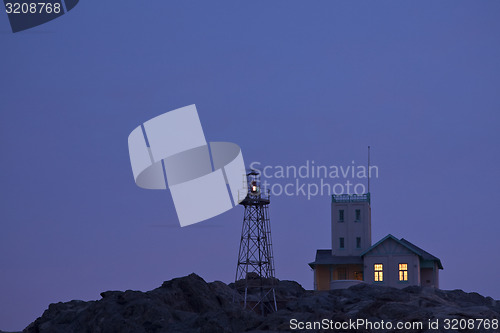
[308,193,443,290]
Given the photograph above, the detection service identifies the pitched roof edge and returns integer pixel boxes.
[360,234,400,256]
[400,238,444,270]
[361,234,443,270]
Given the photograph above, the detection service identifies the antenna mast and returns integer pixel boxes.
[367,146,371,194]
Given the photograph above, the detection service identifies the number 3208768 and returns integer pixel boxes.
[5,2,61,14]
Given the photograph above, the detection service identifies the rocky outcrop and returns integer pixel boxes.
[21,274,500,333]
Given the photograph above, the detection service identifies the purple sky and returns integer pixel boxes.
[1,1,500,331]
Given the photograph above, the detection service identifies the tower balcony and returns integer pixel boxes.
[332,193,370,204]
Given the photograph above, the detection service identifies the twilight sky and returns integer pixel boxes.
[1,1,500,331]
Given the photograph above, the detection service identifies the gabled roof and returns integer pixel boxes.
[360,234,404,256]
[361,234,443,270]
[308,250,363,268]
[400,238,444,269]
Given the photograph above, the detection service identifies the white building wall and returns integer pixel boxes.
[331,201,371,256]
[362,237,422,288]
[363,254,420,288]
[434,262,440,288]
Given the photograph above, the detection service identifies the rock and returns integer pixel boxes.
[20,274,500,333]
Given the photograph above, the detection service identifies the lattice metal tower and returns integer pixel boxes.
[234,171,277,315]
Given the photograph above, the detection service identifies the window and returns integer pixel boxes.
[356,237,361,248]
[337,267,347,280]
[339,237,345,249]
[355,209,361,221]
[399,263,408,281]
[339,210,344,222]
[374,264,383,282]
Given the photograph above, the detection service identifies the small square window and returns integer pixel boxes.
[339,237,345,249]
[339,210,344,222]
[355,209,361,221]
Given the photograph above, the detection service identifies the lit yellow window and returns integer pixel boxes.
[399,263,408,281]
[374,264,383,282]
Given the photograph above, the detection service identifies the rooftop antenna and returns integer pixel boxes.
[367,146,371,194]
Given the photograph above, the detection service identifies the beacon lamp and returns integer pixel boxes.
[250,181,259,195]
